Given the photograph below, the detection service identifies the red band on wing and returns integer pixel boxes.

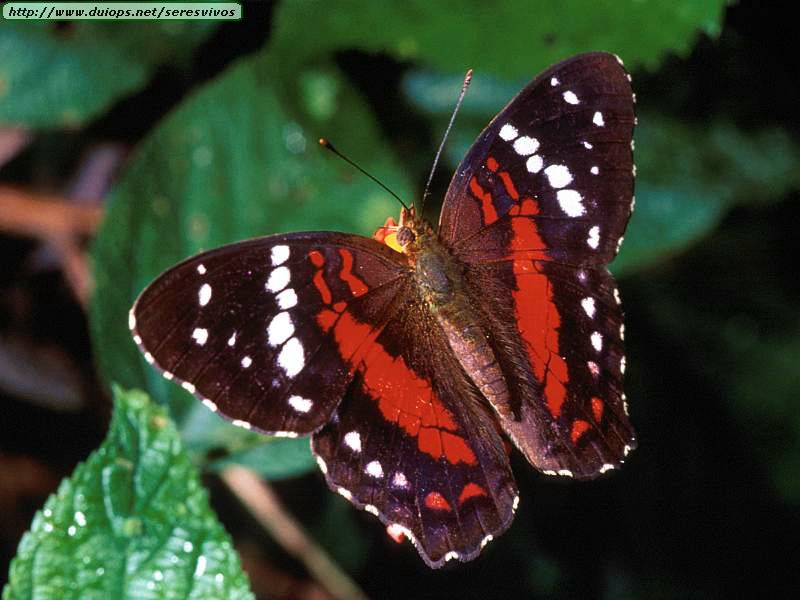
[458,482,488,505]
[591,397,604,422]
[469,176,500,225]
[570,419,591,444]
[512,261,568,418]
[498,171,520,200]
[321,309,477,465]
[309,250,333,305]
[425,491,452,511]
[338,249,369,297]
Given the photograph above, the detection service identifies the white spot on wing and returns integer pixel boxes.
[581,297,596,318]
[271,245,290,266]
[277,337,304,377]
[587,225,600,249]
[582,141,593,149]
[587,361,600,377]
[344,431,362,452]
[163,371,174,381]
[227,332,237,347]
[266,266,290,293]
[191,328,208,345]
[544,164,573,188]
[513,136,540,156]
[365,504,379,516]
[276,288,298,309]
[512,496,520,511]
[202,398,218,412]
[337,487,353,500]
[550,76,559,86]
[316,456,328,474]
[563,90,579,104]
[593,111,605,126]
[144,352,155,364]
[444,551,459,562]
[614,288,622,304]
[232,419,251,430]
[526,155,543,173]
[196,264,207,275]
[620,355,627,374]
[181,381,196,394]
[556,189,585,217]
[557,469,574,477]
[498,124,518,141]
[241,356,252,368]
[620,324,626,340]
[480,534,494,548]
[365,460,384,478]
[591,331,603,352]
[590,166,599,175]
[392,471,409,488]
[599,463,615,473]
[288,395,313,413]
[128,310,136,331]
[198,283,212,306]
[268,311,295,347]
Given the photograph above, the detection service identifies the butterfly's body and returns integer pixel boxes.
[131,52,637,568]
[402,209,514,417]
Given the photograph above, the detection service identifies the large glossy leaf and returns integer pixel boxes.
[0,20,215,127]
[3,386,254,600]
[271,0,727,78]
[89,52,412,463]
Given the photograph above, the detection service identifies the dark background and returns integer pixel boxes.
[1,1,799,598]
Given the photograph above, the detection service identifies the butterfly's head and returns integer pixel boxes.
[396,205,434,253]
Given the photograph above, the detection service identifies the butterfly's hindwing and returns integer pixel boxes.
[130,233,408,435]
[312,292,518,567]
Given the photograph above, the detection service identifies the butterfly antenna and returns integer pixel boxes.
[319,138,410,211]
[420,68,473,215]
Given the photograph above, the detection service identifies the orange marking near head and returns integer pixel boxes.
[424,491,452,511]
[486,156,499,172]
[469,176,499,225]
[458,482,487,505]
[326,311,477,465]
[570,419,591,444]
[498,171,520,200]
[338,249,368,297]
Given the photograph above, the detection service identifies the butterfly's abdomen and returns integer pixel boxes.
[414,236,513,417]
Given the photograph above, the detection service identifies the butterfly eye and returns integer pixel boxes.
[396,227,416,247]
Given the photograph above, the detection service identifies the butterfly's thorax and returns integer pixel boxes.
[405,224,514,417]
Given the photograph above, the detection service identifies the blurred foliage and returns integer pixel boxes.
[3,387,253,600]
[270,0,727,77]
[3,0,799,597]
[0,20,215,127]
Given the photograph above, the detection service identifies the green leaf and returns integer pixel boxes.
[0,20,215,127]
[89,52,411,462]
[270,0,727,79]
[3,386,254,600]
[613,116,800,275]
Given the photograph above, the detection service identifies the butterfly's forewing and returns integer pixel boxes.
[440,52,635,267]
[130,233,408,435]
[311,289,517,567]
[438,52,636,478]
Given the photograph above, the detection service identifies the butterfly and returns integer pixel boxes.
[129,52,637,568]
